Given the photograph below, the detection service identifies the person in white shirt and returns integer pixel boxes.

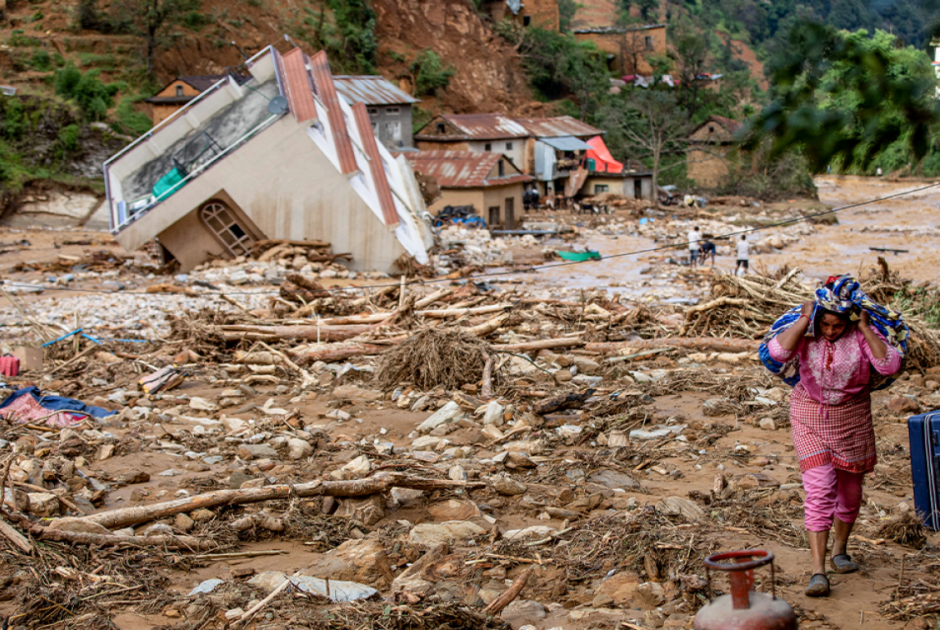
[735,235,750,276]
[688,226,701,268]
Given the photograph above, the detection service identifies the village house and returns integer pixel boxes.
[333,75,419,151]
[686,115,743,188]
[414,113,604,197]
[145,75,245,126]
[403,151,532,228]
[104,45,432,273]
[573,24,667,75]
[483,0,560,31]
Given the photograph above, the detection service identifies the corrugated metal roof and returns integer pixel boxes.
[515,116,603,138]
[435,114,529,140]
[352,102,399,227]
[310,51,358,175]
[402,150,533,188]
[540,136,593,151]
[334,75,419,106]
[281,48,318,123]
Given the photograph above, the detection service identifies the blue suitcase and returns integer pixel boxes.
[909,411,940,530]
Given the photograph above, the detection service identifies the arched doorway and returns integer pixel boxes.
[199,200,256,257]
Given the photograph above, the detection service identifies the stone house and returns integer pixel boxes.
[573,24,667,75]
[686,116,743,188]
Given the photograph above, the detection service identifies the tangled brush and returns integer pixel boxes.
[373,327,492,392]
[876,511,927,549]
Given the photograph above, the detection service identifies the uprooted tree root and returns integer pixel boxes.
[373,327,493,392]
[876,511,928,549]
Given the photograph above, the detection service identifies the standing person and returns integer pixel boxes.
[765,283,902,598]
[735,235,750,276]
[687,226,701,268]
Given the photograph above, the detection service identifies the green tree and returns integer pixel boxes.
[747,23,940,172]
[410,49,455,97]
[596,87,687,201]
[618,0,659,21]
[558,0,580,33]
[108,0,202,80]
[54,64,119,121]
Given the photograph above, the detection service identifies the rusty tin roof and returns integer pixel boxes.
[333,75,419,106]
[402,150,533,188]
[515,116,603,138]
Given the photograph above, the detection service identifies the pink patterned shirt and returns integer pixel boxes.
[768,328,901,405]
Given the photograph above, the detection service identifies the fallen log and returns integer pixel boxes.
[33,528,215,550]
[219,323,380,343]
[585,337,760,354]
[420,304,512,319]
[414,288,454,309]
[493,337,585,352]
[466,313,511,337]
[290,343,387,363]
[480,354,495,400]
[75,473,484,530]
[483,566,534,615]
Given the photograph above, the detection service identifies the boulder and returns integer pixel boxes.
[656,496,705,522]
[636,581,666,607]
[428,499,480,521]
[408,521,486,546]
[46,517,109,535]
[236,444,278,460]
[417,402,464,434]
[591,470,641,490]
[595,571,641,606]
[493,477,527,496]
[305,539,394,588]
[287,438,313,460]
[335,495,386,526]
[27,492,60,517]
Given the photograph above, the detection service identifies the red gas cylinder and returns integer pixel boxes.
[693,550,797,630]
[0,355,19,378]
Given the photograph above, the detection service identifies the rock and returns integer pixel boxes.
[759,417,777,431]
[428,499,480,521]
[189,578,224,595]
[504,525,556,540]
[888,396,921,415]
[501,600,546,622]
[27,492,60,517]
[573,357,602,375]
[224,608,244,621]
[408,521,486,546]
[229,471,250,488]
[553,370,573,384]
[636,581,666,607]
[287,438,314,460]
[449,465,467,481]
[482,425,504,441]
[390,487,425,508]
[305,538,394,588]
[342,455,372,475]
[595,571,641,605]
[591,470,641,490]
[174,513,195,532]
[903,619,933,630]
[248,571,378,602]
[191,508,215,522]
[492,476,527,496]
[417,402,464,434]
[189,397,218,411]
[593,593,615,608]
[335,495,386,526]
[505,451,537,469]
[332,385,384,402]
[482,401,504,425]
[236,444,279,460]
[222,415,248,433]
[608,430,629,447]
[47,517,110,535]
[656,496,705,522]
[926,380,940,391]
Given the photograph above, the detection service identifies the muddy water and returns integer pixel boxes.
[503,177,940,296]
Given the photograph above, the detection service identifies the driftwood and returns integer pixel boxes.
[0,516,33,553]
[494,337,585,352]
[75,473,484,530]
[420,304,512,319]
[532,389,596,415]
[414,288,454,309]
[483,566,534,615]
[219,323,378,343]
[480,354,495,400]
[466,313,511,337]
[585,337,760,354]
[34,528,215,550]
[291,343,387,363]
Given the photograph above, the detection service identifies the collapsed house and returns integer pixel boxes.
[103,46,432,272]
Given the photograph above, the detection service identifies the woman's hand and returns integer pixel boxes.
[777,302,814,352]
[859,310,870,328]
[801,301,814,318]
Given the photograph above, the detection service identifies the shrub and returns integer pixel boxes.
[113,97,153,136]
[183,11,210,31]
[411,49,455,97]
[29,49,52,71]
[54,64,119,121]
[55,124,81,158]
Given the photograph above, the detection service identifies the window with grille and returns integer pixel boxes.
[200,200,256,256]
[176,85,184,97]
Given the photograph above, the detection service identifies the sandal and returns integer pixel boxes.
[831,553,859,574]
[805,573,830,597]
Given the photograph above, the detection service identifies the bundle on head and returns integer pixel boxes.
[373,327,492,392]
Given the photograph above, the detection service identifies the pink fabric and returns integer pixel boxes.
[0,393,86,428]
[767,328,901,406]
[802,463,865,531]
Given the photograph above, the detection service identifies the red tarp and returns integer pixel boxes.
[586,136,623,174]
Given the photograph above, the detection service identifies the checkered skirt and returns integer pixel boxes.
[790,384,877,474]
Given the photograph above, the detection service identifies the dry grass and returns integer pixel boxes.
[373,327,492,392]
[876,511,928,549]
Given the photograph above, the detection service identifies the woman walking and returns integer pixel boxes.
[763,277,904,597]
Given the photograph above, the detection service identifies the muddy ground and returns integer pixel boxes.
[0,177,937,630]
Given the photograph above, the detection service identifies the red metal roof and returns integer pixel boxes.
[309,51,358,175]
[281,48,318,123]
[515,115,603,138]
[402,151,533,188]
[352,102,399,227]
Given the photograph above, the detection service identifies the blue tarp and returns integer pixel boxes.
[0,386,115,419]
